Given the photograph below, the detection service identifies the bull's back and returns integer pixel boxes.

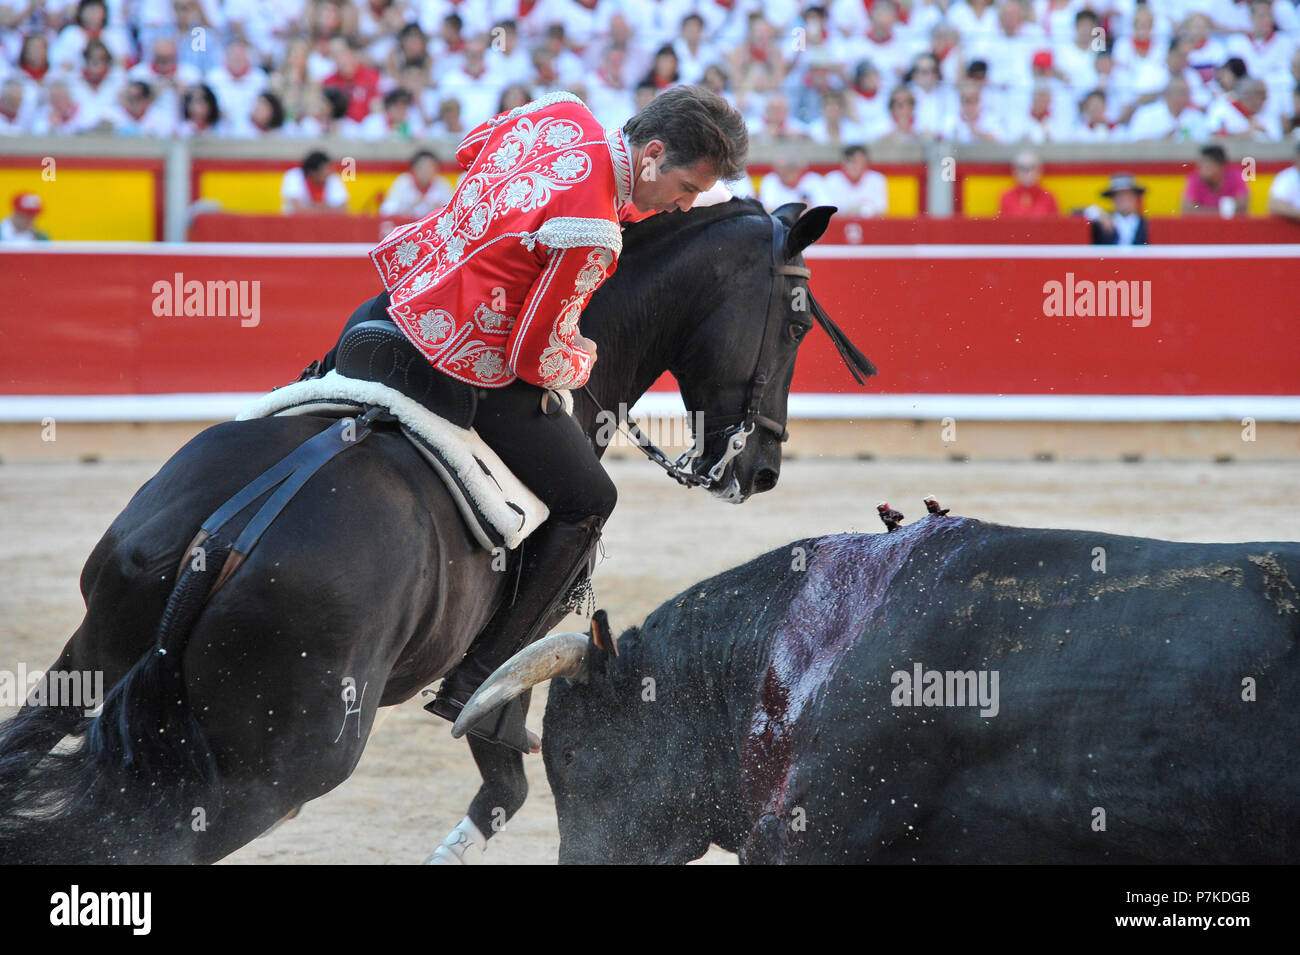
[740,521,1300,863]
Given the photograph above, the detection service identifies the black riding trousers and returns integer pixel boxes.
[324,293,617,524]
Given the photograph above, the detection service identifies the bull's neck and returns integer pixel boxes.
[633,592,770,856]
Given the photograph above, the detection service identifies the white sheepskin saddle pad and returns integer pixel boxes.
[237,370,561,551]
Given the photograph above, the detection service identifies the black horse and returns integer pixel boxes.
[0,198,873,863]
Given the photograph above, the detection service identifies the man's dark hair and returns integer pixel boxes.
[303,150,331,175]
[1200,143,1228,165]
[1075,9,1098,25]
[843,144,868,161]
[622,84,749,181]
[384,87,412,108]
[1221,56,1247,79]
[182,83,220,124]
[411,149,438,167]
[967,59,988,78]
[322,85,349,119]
[76,0,107,26]
[258,90,285,128]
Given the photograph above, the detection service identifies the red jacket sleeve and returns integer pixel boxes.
[506,244,617,390]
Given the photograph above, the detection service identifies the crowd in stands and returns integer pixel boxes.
[2,0,1297,146]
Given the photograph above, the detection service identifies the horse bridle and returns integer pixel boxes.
[581,214,813,490]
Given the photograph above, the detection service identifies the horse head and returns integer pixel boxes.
[665,199,875,503]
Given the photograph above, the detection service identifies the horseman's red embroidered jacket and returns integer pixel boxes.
[369,90,635,390]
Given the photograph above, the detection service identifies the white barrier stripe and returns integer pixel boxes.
[2,393,1297,423]
[805,243,1300,260]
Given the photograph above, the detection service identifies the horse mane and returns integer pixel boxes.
[620,197,772,257]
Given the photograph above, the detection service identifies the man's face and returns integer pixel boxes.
[630,143,716,213]
[1112,189,1139,214]
[1013,156,1041,186]
[1198,158,1223,184]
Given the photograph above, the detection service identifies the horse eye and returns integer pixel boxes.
[787,322,807,341]
[563,748,576,765]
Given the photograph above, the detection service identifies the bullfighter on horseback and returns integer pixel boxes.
[315,85,749,752]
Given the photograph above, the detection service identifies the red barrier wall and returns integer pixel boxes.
[2,246,1296,397]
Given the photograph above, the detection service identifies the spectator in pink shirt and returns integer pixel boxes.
[1181,144,1249,216]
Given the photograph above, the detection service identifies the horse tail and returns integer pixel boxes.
[0,541,228,864]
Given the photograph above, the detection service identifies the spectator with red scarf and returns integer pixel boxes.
[281,150,349,214]
[998,151,1061,217]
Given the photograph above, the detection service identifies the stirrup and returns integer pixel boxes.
[426,689,532,754]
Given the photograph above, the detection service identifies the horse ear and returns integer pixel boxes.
[785,205,837,260]
[770,202,806,230]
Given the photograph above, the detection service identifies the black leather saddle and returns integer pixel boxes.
[334,319,479,429]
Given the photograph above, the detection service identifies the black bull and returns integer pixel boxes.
[536,516,1299,863]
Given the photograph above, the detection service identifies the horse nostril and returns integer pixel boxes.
[753,468,778,493]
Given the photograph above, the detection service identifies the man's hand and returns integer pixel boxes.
[574,333,597,364]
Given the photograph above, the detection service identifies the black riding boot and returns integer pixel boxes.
[426,513,605,752]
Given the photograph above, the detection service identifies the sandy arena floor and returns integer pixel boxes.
[2,453,1297,864]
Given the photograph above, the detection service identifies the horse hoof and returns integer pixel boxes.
[424,816,486,864]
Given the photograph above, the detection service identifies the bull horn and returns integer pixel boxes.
[450,632,591,739]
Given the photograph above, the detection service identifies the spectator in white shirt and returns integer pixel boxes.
[1126,77,1209,141]
[969,0,1046,93]
[748,93,810,143]
[806,89,871,145]
[176,83,229,137]
[206,40,268,128]
[1053,7,1103,94]
[946,78,1006,142]
[1204,77,1283,140]
[0,79,31,135]
[130,36,203,120]
[439,36,505,120]
[672,13,715,84]
[1266,141,1300,221]
[587,46,636,128]
[908,52,958,139]
[67,40,124,129]
[31,78,97,134]
[240,90,287,137]
[948,0,1001,46]
[853,0,921,83]
[486,19,535,87]
[1012,81,1076,141]
[357,87,424,140]
[1182,13,1228,85]
[821,144,889,217]
[1226,2,1295,83]
[380,149,453,220]
[107,79,178,136]
[1071,88,1119,140]
[758,157,825,211]
[845,60,891,138]
[48,0,132,72]
[282,150,349,214]
[0,192,48,243]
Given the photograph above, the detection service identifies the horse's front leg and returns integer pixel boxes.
[427,689,534,864]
